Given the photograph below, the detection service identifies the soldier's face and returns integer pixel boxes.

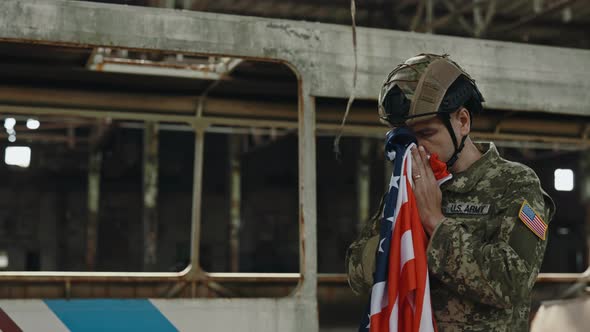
[408,116,461,164]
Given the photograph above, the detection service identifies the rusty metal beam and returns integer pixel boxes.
[409,0,425,31]
[1,1,590,116]
[417,0,494,32]
[441,0,474,35]
[189,128,205,277]
[491,0,580,35]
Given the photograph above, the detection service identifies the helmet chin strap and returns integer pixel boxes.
[440,113,467,169]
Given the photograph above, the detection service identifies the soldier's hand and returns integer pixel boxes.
[411,145,445,236]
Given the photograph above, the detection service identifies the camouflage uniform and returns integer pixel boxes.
[346,143,555,332]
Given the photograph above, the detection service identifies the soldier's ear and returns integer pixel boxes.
[456,107,471,135]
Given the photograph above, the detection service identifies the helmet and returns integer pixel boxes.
[378,53,484,127]
[377,53,485,167]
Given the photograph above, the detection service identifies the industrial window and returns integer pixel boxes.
[198,60,300,275]
[0,114,194,272]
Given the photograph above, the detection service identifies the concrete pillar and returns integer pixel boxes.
[190,128,205,273]
[39,193,57,271]
[143,121,159,271]
[426,0,434,33]
[580,152,590,269]
[86,147,102,271]
[228,135,241,272]
[357,138,371,231]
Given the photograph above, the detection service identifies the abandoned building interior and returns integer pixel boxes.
[0,0,589,331]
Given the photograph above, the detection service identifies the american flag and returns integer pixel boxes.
[519,201,547,240]
[359,128,437,332]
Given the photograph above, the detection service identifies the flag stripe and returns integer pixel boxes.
[521,214,545,234]
[520,213,546,235]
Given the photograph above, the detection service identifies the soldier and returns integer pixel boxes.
[346,54,555,331]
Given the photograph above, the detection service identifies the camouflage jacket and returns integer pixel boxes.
[346,143,555,332]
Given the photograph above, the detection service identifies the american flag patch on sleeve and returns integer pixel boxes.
[518,200,547,240]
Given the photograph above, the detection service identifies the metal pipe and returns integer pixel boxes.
[189,127,206,277]
[86,141,102,271]
[0,270,585,284]
[142,121,159,271]
[426,0,434,33]
[228,135,242,272]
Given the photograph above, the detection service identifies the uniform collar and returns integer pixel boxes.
[442,142,499,193]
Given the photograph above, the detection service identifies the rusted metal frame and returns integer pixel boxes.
[441,0,475,35]
[182,0,198,10]
[2,103,589,147]
[2,1,590,114]
[188,124,205,283]
[0,270,586,284]
[417,0,494,32]
[490,0,579,35]
[192,0,212,11]
[473,0,484,35]
[425,0,434,33]
[294,79,318,310]
[409,0,426,31]
[477,0,497,37]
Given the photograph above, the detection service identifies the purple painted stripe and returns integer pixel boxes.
[0,307,23,332]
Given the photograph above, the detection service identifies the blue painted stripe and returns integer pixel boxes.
[44,299,178,332]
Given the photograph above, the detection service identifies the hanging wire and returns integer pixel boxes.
[333,0,358,160]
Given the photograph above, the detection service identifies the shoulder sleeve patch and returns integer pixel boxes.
[518,200,547,240]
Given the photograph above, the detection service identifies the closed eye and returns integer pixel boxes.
[414,129,437,139]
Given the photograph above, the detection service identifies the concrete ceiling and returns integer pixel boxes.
[85,0,590,49]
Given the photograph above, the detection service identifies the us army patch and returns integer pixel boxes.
[518,200,547,240]
[443,203,491,215]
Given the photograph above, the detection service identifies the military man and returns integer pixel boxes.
[346,54,555,331]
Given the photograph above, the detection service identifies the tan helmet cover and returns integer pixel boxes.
[378,54,475,126]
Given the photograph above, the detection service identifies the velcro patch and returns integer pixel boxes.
[518,200,547,240]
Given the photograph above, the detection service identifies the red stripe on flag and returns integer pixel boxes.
[521,213,545,235]
[0,307,23,332]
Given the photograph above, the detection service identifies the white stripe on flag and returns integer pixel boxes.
[370,281,389,315]
[419,274,436,332]
[390,295,399,332]
[400,230,415,270]
[0,300,70,332]
[522,214,545,234]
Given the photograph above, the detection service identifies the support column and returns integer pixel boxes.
[143,121,159,271]
[426,0,434,33]
[357,138,371,231]
[228,135,242,272]
[581,152,590,270]
[190,128,205,273]
[86,144,102,271]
